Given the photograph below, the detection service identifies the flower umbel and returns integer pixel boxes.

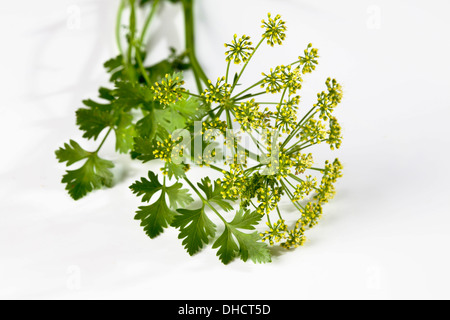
[202,77,232,105]
[225,34,255,64]
[262,13,287,46]
[299,43,319,74]
[152,73,186,105]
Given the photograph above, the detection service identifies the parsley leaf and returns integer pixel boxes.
[131,136,156,162]
[56,141,114,200]
[172,206,216,255]
[165,182,193,208]
[55,140,90,166]
[104,54,126,82]
[129,171,163,202]
[197,177,233,212]
[135,192,176,239]
[114,112,136,153]
[130,171,194,238]
[59,156,114,201]
[113,81,154,111]
[212,209,271,264]
[154,108,188,133]
[76,107,114,141]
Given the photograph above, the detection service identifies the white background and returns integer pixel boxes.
[1,0,449,300]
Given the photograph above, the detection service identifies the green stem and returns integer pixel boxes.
[135,49,152,85]
[95,128,113,154]
[182,0,209,92]
[234,91,266,101]
[276,206,283,221]
[231,38,264,93]
[140,0,160,45]
[127,0,137,82]
[282,107,317,149]
[116,0,126,56]
[184,177,227,224]
[288,174,304,184]
[209,164,225,173]
[280,180,303,211]
[225,61,231,84]
[232,79,264,100]
[184,91,203,99]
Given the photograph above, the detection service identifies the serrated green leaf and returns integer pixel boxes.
[169,95,207,120]
[172,207,216,255]
[229,208,263,230]
[197,177,233,212]
[129,171,163,202]
[104,55,126,82]
[61,154,114,200]
[81,98,111,111]
[213,208,271,265]
[166,182,193,208]
[233,230,272,264]
[213,225,239,264]
[135,191,176,239]
[132,136,156,163]
[166,162,188,180]
[135,113,155,138]
[154,108,187,134]
[113,82,153,111]
[76,108,114,140]
[114,113,136,154]
[98,87,116,101]
[55,140,90,166]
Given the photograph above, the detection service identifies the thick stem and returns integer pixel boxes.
[182,0,209,92]
[140,0,160,45]
[116,0,126,56]
[127,0,138,82]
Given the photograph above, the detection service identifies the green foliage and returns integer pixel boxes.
[56,141,114,200]
[197,177,233,212]
[56,2,344,265]
[135,191,176,238]
[213,209,271,264]
[130,171,194,238]
[172,207,216,255]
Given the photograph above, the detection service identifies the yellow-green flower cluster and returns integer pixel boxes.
[279,65,303,96]
[300,119,327,144]
[202,118,227,141]
[255,185,283,215]
[272,153,294,180]
[234,99,266,131]
[153,137,175,162]
[261,67,283,94]
[276,100,298,134]
[327,116,342,150]
[301,202,323,228]
[225,34,254,64]
[316,78,343,121]
[202,77,231,105]
[152,73,186,105]
[293,153,314,175]
[260,220,288,245]
[315,159,343,204]
[220,164,245,200]
[281,221,306,249]
[299,43,319,74]
[292,175,317,201]
[261,66,303,96]
[153,135,186,173]
[261,13,287,46]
